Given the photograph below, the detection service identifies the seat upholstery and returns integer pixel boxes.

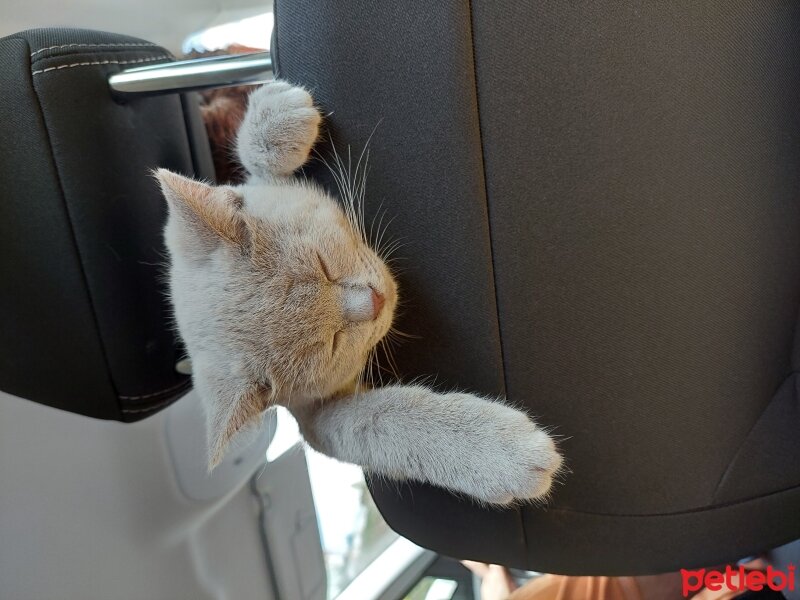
[273,0,800,573]
[0,29,213,420]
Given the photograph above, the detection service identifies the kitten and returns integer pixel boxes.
[156,82,563,505]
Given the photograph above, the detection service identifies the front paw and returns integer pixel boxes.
[236,81,322,177]
[453,399,563,506]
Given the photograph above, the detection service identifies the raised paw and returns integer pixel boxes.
[236,81,322,179]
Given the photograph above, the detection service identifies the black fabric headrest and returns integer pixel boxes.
[0,29,213,420]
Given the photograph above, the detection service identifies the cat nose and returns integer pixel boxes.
[343,286,385,322]
[371,287,385,319]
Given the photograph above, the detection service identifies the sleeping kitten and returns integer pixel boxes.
[156,81,563,505]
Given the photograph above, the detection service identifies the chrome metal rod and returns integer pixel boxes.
[109,51,273,95]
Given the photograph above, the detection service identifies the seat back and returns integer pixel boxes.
[274,0,800,572]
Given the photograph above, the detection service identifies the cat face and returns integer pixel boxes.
[240,180,397,396]
[157,169,397,463]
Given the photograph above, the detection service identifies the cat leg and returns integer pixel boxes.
[236,81,321,180]
[289,385,563,506]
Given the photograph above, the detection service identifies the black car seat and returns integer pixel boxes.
[0,28,198,419]
[272,0,800,573]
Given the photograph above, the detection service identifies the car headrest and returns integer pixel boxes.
[0,28,213,420]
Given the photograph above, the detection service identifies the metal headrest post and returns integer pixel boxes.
[109,51,273,96]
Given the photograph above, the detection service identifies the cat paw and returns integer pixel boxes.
[236,81,322,178]
[482,427,563,506]
[453,400,563,506]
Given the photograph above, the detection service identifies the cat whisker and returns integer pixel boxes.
[354,121,381,242]
[387,326,420,340]
[317,142,360,234]
[353,358,368,402]
[329,140,357,226]
[383,253,408,263]
[354,119,382,183]
[379,338,401,382]
[374,216,399,259]
[371,342,402,385]
[367,345,377,388]
[373,341,387,383]
[372,345,383,387]
[321,128,388,248]
[370,207,388,252]
[349,145,365,241]
[370,207,395,251]
[368,202,388,249]
[383,265,407,278]
[356,153,369,243]
[378,238,407,262]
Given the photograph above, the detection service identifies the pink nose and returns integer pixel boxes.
[370,287,385,320]
[343,286,386,323]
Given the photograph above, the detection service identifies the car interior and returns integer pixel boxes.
[1,2,800,599]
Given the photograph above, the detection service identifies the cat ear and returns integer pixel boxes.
[197,372,271,469]
[208,381,270,468]
[155,169,248,249]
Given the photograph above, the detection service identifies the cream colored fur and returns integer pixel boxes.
[157,81,562,505]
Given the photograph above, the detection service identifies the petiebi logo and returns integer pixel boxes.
[681,565,796,597]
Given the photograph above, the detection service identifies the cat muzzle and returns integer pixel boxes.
[342,286,385,322]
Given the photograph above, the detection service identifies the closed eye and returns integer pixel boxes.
[316,251,334,282]
[331,329,345,355]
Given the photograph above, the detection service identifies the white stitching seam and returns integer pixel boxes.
[120,396,183,414]
[30,42,160,57]
[31,55,171,75]
[119,380,191,402]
